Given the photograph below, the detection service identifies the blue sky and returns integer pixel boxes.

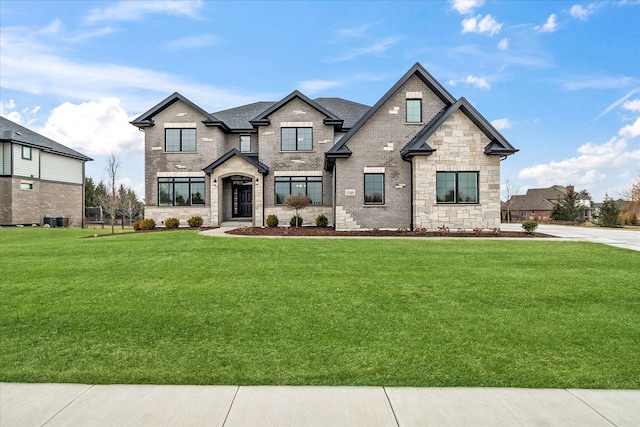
[1,0,639,202]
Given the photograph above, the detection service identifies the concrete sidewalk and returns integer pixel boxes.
[2,383,639,426]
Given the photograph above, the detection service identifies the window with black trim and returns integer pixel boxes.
[158,177,205,206]
[406,99,421,123]
[364,173,384,204]
[165,128,196,152]
[240,135,251,152]
[281,127,312,151]
[22,146,32,160]
[436,172,479,204]
[275,176,322,205]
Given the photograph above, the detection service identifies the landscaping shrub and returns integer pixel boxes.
[133,218,156,231]
[315,214,328,227]
[187,215,204,228]
[521,220,538,234]
[165,217,180,229]
[266,214,279,227]
[290,215,303,227]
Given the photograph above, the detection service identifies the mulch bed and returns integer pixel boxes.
[226,226,553,238]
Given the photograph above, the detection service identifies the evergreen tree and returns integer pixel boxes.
[85,177,98,207]
[550,187,584,222]
[597,195,620,227]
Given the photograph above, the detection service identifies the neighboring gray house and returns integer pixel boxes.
[132,63,517,230]
[0,116,92,227]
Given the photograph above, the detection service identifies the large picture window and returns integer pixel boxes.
[275,176,322,205]
[165,128,196,152]
[364,173,384,204]
[406,99,421,123]
[436,172,479,204]
[281,128,312,151]
[158,177,205,206]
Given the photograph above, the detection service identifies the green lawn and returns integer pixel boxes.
[1,228,639,388]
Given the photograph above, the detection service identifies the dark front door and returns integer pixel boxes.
[233,185,252,218]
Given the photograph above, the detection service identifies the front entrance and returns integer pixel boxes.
[233,183,252,218]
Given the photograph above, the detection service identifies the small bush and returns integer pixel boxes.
[315,214,328,227]
[187,215,204,228]
[521,220,538,234]
[266,214,279,227]
[133,218,156,231]
[290,215,303,227]
[165,217,180,229]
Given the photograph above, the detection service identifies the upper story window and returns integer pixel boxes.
[240,135,251,152]
[281,127,312,151]
[436,171,479,204]
[165,128,196,152]
[22,146,32,160]
[406,99,421,123]
[158,177,205,206]
[275,176,322,205]
[364,173,384,205]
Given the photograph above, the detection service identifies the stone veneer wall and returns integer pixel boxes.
[145,206,210,228]
[264,206,332,227]
[208,156,262,227]
[413,110,501,230]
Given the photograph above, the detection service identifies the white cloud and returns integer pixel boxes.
[450,0,485,15]
[570,4,594,21]
[85,0,203,24]
[167,34,222,50]
[298,79,344,94]
[519,134,640,188]
[0,24,263,113]
[461,14,503,36]
[498,37,509,50]
[623,99,640,112]
[560,75,635,91]
[1,99,41,125]
[535,14,559,33]
[449,75,491,89]
[329,36,402,62]
[335,24,375,38]
[619,117,640,138]
[596,88,640,119]
[491,118,512,129]
[39,98,143,156]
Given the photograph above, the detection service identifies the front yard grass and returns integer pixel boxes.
[1,228,639,388]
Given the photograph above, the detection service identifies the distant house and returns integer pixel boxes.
[132,63,518,230]
[0,116,92,226]
[502,185,592,222]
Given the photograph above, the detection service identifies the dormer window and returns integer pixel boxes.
[281,128,312,151]
[165,128,196,152]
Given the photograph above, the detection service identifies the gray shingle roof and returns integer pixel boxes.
[213,102,276,131]
[0,116,92,161]
[313,98,371,129]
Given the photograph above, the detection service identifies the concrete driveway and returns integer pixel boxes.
[501,223,640,252]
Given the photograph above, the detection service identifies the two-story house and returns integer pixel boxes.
[131,63,517,230]
[1,116,92,227]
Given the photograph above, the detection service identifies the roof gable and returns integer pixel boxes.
[203,148,269,175]
[327,62,457,159]
[401,97,518,158]
[0,116,92,161]
[130,92,229,131]
[249,90,343,127]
